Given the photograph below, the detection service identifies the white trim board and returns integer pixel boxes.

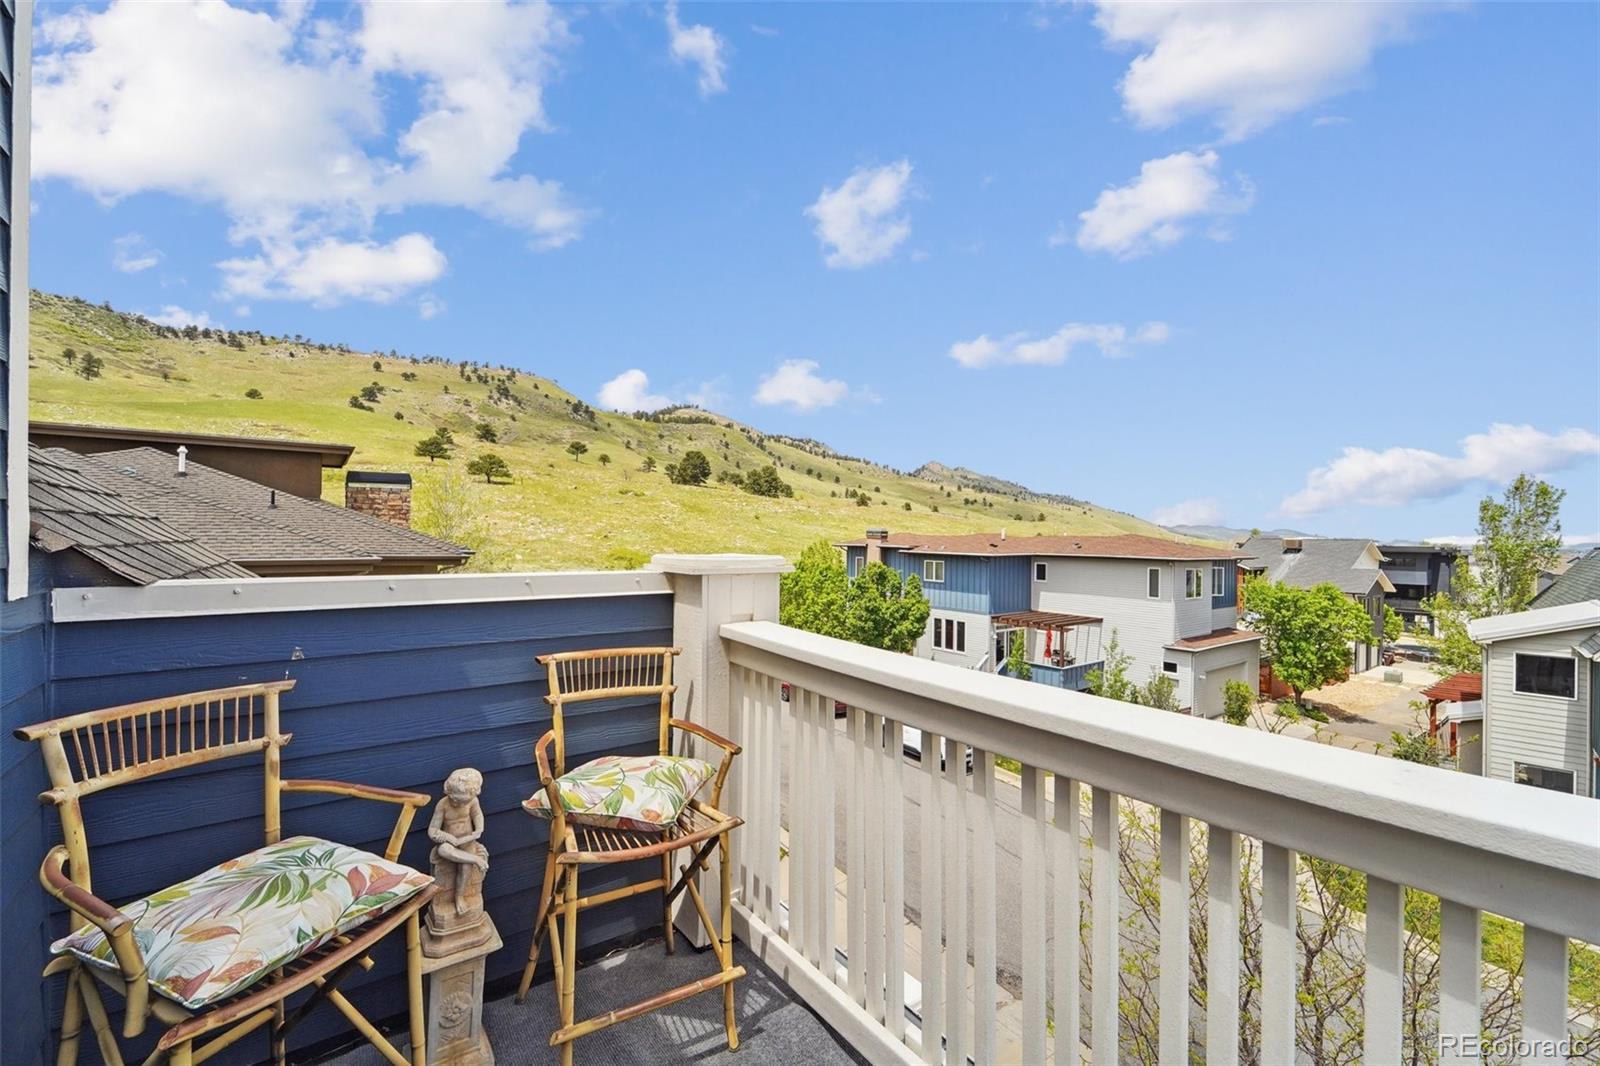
[50,569,673,623]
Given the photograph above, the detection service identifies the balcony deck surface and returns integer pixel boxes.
[323,939,864,1066]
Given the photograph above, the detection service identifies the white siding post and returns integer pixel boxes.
[650,554,791,947]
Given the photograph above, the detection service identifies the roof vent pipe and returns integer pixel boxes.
[1000,528,1006,541]
[176,445,188,477]
[269,490,277,509]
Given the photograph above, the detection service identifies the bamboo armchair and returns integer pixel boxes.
[15,680,439,1066]
[514,647,745,1065]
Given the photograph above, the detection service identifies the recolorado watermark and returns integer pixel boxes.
[1438,1033,1591,1059]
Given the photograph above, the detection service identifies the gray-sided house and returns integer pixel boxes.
[1238,535,1394,673]
[838,529,1258,718]
[1468,599,1600,798]
[1378,542,1459,635]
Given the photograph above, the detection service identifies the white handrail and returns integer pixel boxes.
[721,618,1599,942]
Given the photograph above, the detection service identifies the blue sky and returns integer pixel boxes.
[27,1,1600,541]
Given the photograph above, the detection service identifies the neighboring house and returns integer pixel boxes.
[30,445,471,578]
[838,529,1258,718]
[1467,600,1599,798]
[1531,547,1600,609]
[1237,535,1394,673]
[30,421,354,499]
[1377,542,1458,635]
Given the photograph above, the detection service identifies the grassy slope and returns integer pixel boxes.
[27,291,1196,570]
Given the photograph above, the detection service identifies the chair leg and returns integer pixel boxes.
[168,1041,192,1066]
[720,831,739,1052]
[560,864,579,1066]
[75,969,125,1066]
[517,848,559,1004]
[55,967,86,1066]
[662,852,676,955]
[406,910,426,1066]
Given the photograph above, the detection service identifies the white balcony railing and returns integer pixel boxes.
[718,620,1600,1066]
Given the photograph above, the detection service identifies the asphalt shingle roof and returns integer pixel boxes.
[1532,548,1600,609]
[62,447,470,570]
[836,531,1241,561]
[28,445,255,584]
[1237,536,1388,595]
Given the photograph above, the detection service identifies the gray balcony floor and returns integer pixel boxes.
[326,940,864,1066]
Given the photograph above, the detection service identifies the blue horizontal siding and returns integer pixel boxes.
[1001,660,1102,692]
[3,583,677,1065]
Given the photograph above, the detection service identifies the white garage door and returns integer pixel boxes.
[1196,661,1249,719]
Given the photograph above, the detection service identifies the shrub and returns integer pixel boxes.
[666,450,711,486]
[348,395,372,411]
[742,465,793,498]
[78,353,105,379]
[855,493,871,507]
[360,383,382,403]
[602,547,650,570]
[475,421,498,443]
[394,410,405,420]
[1221,679,1255,726]
[244,388,263,399]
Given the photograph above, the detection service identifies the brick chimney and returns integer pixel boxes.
[865,527,889,564]
[345,471,412,527]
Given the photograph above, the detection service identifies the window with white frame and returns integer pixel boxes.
[1212,563,1226,597]
[1184,568,1204,599]
[923,558,945,583]
[1162,660,1178,674]
[933,618,943,649]
[953,620,965,652]
[1513,653,1576,699]
[1035,562,1048,582]
[1514,762,1575,793]
[931,617,965,652]
[1148,567,1161,598]
[849,553,862,578]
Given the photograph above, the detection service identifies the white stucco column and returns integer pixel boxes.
[649,554,789,946]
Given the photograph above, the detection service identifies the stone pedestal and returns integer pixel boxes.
[420,917,502,1066]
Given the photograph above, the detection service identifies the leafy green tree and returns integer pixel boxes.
[1382,604,1402,645]
[1241,579,1373,706]
[1422,475,1566,674]
[244,388,263,399]
[78,353,105,379]
[360,382,382,402]
[414,434,450,462]
[1085,629,1138,702]
[566,441,588,460]
[62,347,76,365]
[1388,728,1444,766]
[779,541,850,640]
[854,493,871,507]
[742,465,793,498]
[598,453,611,468]
[1221,679,1255,726]
[844,563,931,654]
[466,452,511,484]
[666,449,711,485]
[1005,631,1031,681]
[475,421,498,443]
[641,456,657,473]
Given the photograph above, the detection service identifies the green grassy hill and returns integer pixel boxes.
[27,291,1198,570]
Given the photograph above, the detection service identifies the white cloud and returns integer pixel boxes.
[33,0,585,306]
[148,305,214,328]
[218,232,446,305]
[665,1,728,97]
[111,233,162,273]
[1152,497,1223,527]
[598,369,674,412]
[753,360,855,412]
[948,320,1169,368]
[1427,532,1600,549]
[805,160,914,269]
[417,293,446,320]
[1076,149,1251,258]
[1091,2,1427,142]
[1280,424,1600,517]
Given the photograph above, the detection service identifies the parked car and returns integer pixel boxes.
[901,727,974,773]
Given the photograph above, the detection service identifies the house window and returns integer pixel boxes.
[1035,562,1048,582]
[932,617,964,652]
[1211,564,1225,597]
[953,620,966,653]
[1184,568,1204,599]
[1162,661,1178,674]
[923,558,945,583]
[933,618,943,649]
[1147,567,1161,599]
[1514,762,1575,793]
[849,554,862,578]
[1513,653,1576,699]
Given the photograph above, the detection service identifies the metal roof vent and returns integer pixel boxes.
[176,445,188,477]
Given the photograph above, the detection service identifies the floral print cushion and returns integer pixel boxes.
[523,754,715,832]
[52,835,432,1010]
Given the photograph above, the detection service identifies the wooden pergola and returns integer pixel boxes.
[1422,671,1483,752]
[990,610,1103,668]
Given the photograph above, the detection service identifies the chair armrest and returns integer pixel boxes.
[669,718,741,756]
[40,845,152,1027]
[280,779,431,862]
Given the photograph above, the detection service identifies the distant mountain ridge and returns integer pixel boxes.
[912,461,1094,509]
[1165,524,1319,545]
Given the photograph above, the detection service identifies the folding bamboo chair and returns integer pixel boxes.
[514,647,744,1065]
[15,680,439,1066]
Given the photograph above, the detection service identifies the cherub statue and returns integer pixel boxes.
[429,767,489,918]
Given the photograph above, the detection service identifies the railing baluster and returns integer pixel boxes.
[1260,842,1297,1065]
[1020,764,1048,1064]
[1159,809,1191,1065]
[847,705,867,1005]
[1438,900,1480,1066]
[883,717,906,1043]
[758,672,779,929]
[789,685,809,955]
[1363,875,1404,1066]
[1091,787,1119,1066]
[734,667,752,902]
[919,730,944,1065]
[1053,775,1082,1063]
[971,748,997,1062]
[943,738,969,1066]
[1521,927,1569,1066]
[1206,826,1240,1066]
[865,712,887,1023]
[814,690,836,977]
